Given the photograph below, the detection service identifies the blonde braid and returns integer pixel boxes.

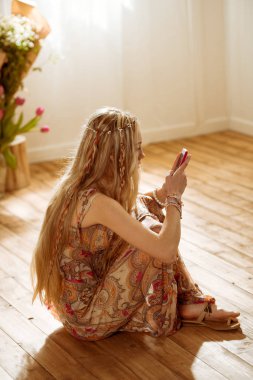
[80,132,98,181]
[118,128,126,191]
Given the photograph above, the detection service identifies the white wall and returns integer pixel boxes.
[122,0,227,144]
[22,0,124,162]
[15,0,252,162]
[225,0,253,136]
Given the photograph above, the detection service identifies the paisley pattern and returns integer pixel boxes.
[49,189,215,341]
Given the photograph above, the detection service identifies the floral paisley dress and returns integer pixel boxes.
[48,188,215,340]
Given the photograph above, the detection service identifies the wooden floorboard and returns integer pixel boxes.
[0,130,253,379]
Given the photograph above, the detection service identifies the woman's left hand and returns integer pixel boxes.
[156,184,167,205]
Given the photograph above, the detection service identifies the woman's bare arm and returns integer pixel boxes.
[81,193,180,264]
[82,155,189,264]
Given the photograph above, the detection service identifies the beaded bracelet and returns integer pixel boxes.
[165,202,182,219]
[152,188,167,208]
[152,189,183,208]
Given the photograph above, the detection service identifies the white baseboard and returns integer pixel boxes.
[27,117,229,163]
[142,117,228,145]
[28,142,78,163]
[229,117,253,136]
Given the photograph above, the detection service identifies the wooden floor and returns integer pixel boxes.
[0,130,253,380]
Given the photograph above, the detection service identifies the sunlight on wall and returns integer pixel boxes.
[60,0,135,30]
[24,0,125,156]
[36,0,135,64]
[83,0,112,30]
[121,0,135,11]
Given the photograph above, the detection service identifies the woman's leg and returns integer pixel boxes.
[135,195,214,304]
[58,244,178,340]
[118,195,214,337]
[174,250,215,306]
[137,195,240,323]
[58,194,238,341]
[64,241,180,340]
[59,195,181,340]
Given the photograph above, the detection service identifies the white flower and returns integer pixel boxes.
[0,15,39,52]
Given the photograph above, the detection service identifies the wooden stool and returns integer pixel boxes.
[5,135,31,191]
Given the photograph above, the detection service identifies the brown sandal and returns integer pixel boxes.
[181,301,241,331]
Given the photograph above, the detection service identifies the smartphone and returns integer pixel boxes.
[175,148,188,170]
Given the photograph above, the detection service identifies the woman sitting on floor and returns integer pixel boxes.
[30,107,240,341]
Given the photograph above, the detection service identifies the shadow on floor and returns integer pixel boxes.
[17,325,246,380]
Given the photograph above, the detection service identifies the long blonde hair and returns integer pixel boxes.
[30,107,140,307]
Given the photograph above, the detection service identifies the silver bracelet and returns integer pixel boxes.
[152,188,167,208]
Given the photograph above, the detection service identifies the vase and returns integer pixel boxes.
[0,152,7,197]
[5,135,31,191]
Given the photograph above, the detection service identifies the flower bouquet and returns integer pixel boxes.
[0,14,50,170]
[0,87,49,168]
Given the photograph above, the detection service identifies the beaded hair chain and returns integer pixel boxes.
[85,123,132,135]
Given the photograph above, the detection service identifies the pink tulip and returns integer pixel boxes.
[40,125,50,133]
[15,97,26,106]
[0,109,4,120]
[36,107,45,116]
[0,85,4,97]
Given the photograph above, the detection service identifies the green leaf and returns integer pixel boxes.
[17,116,40,134]
[16,112,24,130]
[2,120,16,139]
[3,112,24,140]
[2,147,17,169]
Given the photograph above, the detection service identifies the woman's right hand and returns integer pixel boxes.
[164,153,191,197]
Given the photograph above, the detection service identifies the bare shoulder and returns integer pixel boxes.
[81,192,118,228]
[81,191,147,242]
[82,191,158,254]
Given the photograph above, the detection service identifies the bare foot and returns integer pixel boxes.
[179,302,240,322]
